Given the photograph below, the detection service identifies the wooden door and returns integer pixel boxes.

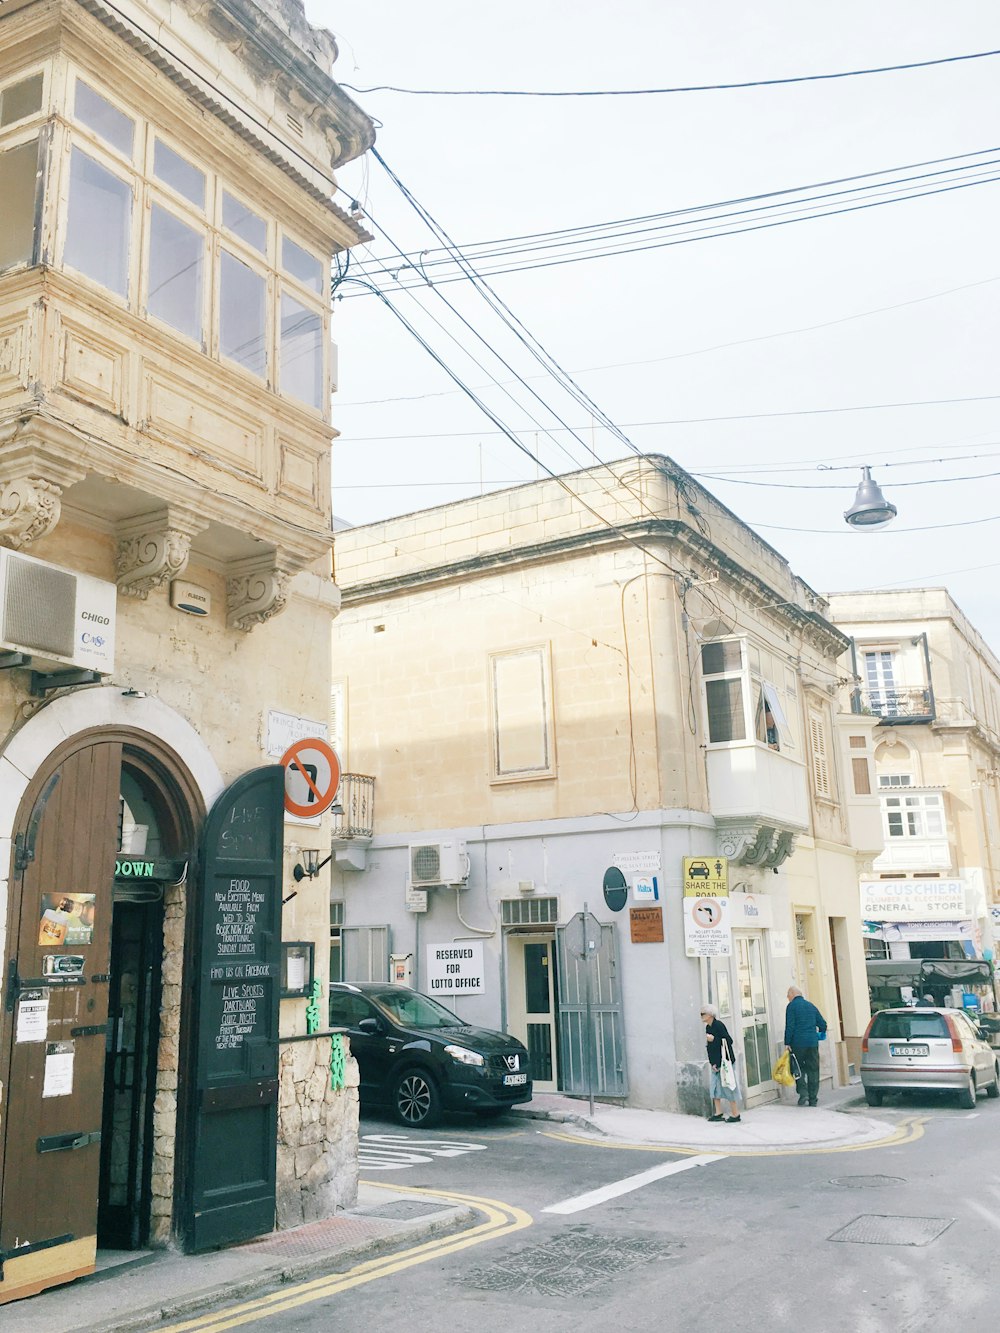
[0,741,122,1304]
[179,766,284,1254]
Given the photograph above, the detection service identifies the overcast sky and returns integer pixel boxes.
[306,1,1000,648]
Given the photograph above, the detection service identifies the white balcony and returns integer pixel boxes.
[706,744,810,829]
[873,838,952,873]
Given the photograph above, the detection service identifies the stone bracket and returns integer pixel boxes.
[717,820,800,868]
[226,553,294,632]
[0,476,65,550]
[115,507,208,600]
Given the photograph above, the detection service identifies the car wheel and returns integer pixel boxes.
[987,1063,1000,1100]
[393,1068,440,1127]
[864,1088,883,1107]
[957,1073,977,1110]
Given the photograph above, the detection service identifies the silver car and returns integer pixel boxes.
[861,1006,1000,1108]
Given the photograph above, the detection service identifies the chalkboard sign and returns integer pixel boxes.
[180,766,284,1253]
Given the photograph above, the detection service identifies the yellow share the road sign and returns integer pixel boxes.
[682,855,729,896]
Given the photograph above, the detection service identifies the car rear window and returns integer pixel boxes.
[870,1012,949,1040]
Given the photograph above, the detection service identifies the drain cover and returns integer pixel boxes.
[460,1228,676,1299]
[828,1215,953,1246]
[361,1200,446,1220]
[829,1176,906,1189]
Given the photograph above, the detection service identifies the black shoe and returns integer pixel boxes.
[707,1113,724,1122]
[724,1115,742,1123]
[808,1101,818,1107]
[797,1097,807,1106]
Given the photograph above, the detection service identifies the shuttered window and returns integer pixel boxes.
[809,709,831,798]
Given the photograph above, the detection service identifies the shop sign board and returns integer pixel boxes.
[860,879,968,921]
[683,855,728,897]
[632,875,659,903]
[729,892,774,928]
[426,942,484,995]
[684,895,732,957]
[629,906,664,944]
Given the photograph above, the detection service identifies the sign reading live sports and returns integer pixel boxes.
[426,942,484,995]
[860,879,968,921]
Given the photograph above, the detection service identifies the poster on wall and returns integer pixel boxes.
[683,895,732,957]
[38,894,96,947]
[426,942,484,996]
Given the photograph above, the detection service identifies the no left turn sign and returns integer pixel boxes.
[280,737,342,818]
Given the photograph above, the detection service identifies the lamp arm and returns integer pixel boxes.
[292,852,335,882]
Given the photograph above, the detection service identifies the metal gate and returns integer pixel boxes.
[555,915,628,1097]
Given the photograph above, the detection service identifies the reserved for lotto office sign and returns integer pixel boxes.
[426,942,484,995]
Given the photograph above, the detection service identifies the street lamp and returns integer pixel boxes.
[844,466,897,530]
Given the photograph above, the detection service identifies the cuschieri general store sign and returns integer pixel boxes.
[860,879,969,921]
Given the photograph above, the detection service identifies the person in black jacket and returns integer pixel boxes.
[784,986,828,1106]
[701,1004,741,1123]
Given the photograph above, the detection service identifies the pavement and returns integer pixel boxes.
[3,1083,891,1331]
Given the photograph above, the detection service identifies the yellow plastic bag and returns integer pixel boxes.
[772,1050,796,1087]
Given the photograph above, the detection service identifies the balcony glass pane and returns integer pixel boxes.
[1,74,43,126]
[706,678,745,743]
[701,641,742,675]
[65,148,131,297]
[148,203,203,341]
[280,292,323,408]
[282,235,324,293]
[220,249,266,377]
[154,140,205,208]
[222,190,266,252]
[74,81,134,156]
[0,139,38,270]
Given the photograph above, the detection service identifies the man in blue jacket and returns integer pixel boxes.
[784,986,828,1106]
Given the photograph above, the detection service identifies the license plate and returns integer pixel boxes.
[503,1073,527,1086]
[890,1044,928,1057]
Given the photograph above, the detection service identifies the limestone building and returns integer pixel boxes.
[329,456,881,1116]
[0,0,373,1303]
[827,589,1000,999]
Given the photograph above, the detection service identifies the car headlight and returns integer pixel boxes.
[444,1044,485,1067]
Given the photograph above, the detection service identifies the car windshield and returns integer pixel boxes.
[371,989,463,1029]
[870,1012,949,1040]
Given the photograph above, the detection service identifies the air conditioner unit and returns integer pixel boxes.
[409,839,469,887]
[0,548,116,674]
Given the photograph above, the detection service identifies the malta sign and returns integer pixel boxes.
[280,737,341,818]
[684,895,732,957]
[683,855,729,897]
[426,942,484,995]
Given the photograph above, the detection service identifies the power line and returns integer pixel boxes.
[340,47,1000,97]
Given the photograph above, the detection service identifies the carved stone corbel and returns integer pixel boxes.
[226,553,293,632]
[115,508,207,600]
[717,821,768,864]
[0,476,64,550]
[763,829,797,869]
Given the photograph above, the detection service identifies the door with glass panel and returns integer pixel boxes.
[736,934,774,1094]
[506,933,557,1091]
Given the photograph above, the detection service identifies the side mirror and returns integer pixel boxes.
[977,1025,989,1041]
[357,1017,381,1035]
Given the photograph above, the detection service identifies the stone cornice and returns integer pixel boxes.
[340,517,850,658]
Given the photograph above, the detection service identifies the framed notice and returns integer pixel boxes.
[629,906,664,943]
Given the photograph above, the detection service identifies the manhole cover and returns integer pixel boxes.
[361,1200,446,1221]
[829,1176,906,1189]
[828,1215,953,1246]
[460,1228,678,1299]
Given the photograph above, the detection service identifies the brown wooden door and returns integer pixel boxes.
[0,741,122,1287]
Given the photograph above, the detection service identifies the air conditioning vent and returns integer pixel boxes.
[0,548,116,673]
[409,840,469,886]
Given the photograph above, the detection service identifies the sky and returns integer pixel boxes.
[305,1,1000,648]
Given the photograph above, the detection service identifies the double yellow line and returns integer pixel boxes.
[157,1184,532,1333]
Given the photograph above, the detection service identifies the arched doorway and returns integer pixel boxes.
[0,726,203,1301]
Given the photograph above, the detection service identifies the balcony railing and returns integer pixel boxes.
[333,773,375,839]
[857,687,934,723]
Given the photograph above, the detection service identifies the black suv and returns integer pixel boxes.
[329,982,532,1127]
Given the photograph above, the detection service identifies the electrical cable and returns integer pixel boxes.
[340,47,1000,97]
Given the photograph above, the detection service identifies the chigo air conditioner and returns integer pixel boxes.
[0,547,117,673]
[409,840,470,887]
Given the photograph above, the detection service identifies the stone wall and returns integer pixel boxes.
[150,877,186,1245]
[277,1035,360,1228]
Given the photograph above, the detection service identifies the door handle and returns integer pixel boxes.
[37,1130,102,1154]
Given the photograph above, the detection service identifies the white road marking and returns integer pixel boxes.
[358,1133,489,1171]
[963,1113,980,1119]
[543,1153,725,1215]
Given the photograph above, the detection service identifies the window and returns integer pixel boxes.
[879,774,913,788]
[74,80,134,156]
[328,991,373,1029]
[153,139,205,208]
[701,639,797,750]
[220,249,266,377]
[882,791,945,840]
[223,190,266,252]
[490,644,555,780]
[808,708,831,798]
[280,292,323,408]
[64,148,132,297]
[147,203,203,340]
[329,900,344,986]
[282,234,324,294]
[0,73,43,127]
[870,1012,949,1040]
[848,735,872,795]
[0,139,38,271]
